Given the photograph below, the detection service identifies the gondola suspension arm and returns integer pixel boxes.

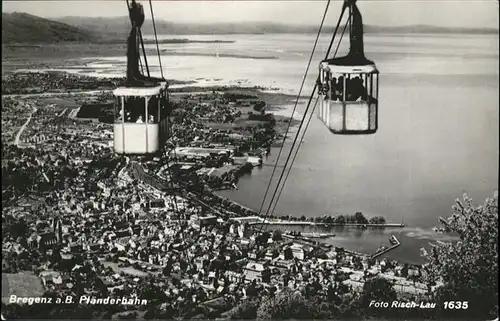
[126,0,145,74]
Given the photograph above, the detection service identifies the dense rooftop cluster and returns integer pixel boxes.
[1,71,121,95]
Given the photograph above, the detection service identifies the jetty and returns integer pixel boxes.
[371,235,401,259]
[282,232,335,243]
[301,232,336,239]
[249,220,405,228]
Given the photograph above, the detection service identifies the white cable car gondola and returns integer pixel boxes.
[113,0,170,155]
[113,84,170,154]
[318,0,379,135]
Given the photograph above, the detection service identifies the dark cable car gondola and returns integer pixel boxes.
[113,0,170,155]
[318,0,379,135]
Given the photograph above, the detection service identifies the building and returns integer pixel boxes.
[147,199,166,209]
[243,262,271,283]
[37,232,58,250]
[237,223,252,238]
[194,257,205,271]
[192,215,218,229]
[225,271,244,283]
[230,216,264,225]
[264,251,275,261]
[40,271,71,290]
[290,243,306,261]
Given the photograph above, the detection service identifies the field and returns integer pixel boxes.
[1,273,45,304]
[41,97,82,109]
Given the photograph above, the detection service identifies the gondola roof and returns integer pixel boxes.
[114,82,168,97]
[322,53,374,67]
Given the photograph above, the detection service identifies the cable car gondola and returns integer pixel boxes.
[113,0,170,155]
[317,0,379,135]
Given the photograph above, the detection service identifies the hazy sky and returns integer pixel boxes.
[2,0,499,29]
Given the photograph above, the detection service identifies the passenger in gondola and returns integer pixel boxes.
[360,81,368,101]
[316,77,323,94]
[117,108,124,122]
[323,82,330,97]
[330,77,339,101]
[352,76,368,101]
[136,115,144,123]
[337,75,344,101]
[336,79,343,101]
[357,77,368,101]
[147,98,157,123]
[344,78,352,101]
[323,73,330,97]
[345,76,364,101]
[347,77,356,101]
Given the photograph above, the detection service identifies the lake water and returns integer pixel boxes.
[52,33,499,264]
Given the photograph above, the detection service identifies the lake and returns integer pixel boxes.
[50,33,499,264]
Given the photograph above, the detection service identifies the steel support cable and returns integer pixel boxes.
[254,0,331,230]
[149,0,165,80]
[268,97,319,215]
[164,155,190,260]
[138,28,151,78]
[259,84,317,231]
[268,17,350,217]
[139,47,144,74]
[254,1,349,239]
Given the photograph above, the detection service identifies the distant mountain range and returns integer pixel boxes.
[54,15,500,37]
[2,12,97,43]
[2,12,498,44]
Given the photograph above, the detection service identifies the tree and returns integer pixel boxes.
[255,231,271,246]
[253,101,266,113]
[368,216,386,225]
[226,298,261,319]
[256,290,320,320]
[138,282,168,303]
[352,256,363,270]
[400,263,409,278]
[283,247,293,260]
[118,311,138,319]
[360,277,397,306]
[354,212,368,225]
[335,215,346,225]
[421,192,498,319]
[272,229,283,242]
[9,218,28,239]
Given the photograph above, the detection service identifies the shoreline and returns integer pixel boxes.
[1,42,278,73]
[250,221,405,228]
[2,65,400,259]
[1,70,389,228]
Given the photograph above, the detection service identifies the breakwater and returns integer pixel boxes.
[249,221,405,228]
[371,235,401,258]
